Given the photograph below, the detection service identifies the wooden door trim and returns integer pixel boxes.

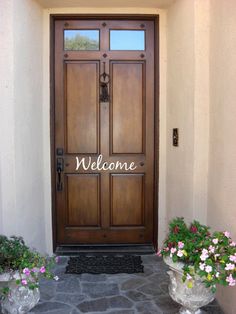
[50,14,159,253]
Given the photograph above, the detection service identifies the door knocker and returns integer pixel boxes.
[100,62,110,102]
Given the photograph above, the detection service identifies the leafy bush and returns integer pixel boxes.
[0,235,58,296]
[159,217,236,292]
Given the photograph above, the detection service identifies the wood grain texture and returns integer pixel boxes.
[66,62,99,154]
[53,19,156,246]
[111,174,144,226]
[111,62,144,154]
[67,174,100,226]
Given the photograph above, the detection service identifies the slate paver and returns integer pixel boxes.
[82,282,119,298]
[24,255,224,314]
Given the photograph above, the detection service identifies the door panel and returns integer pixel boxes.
[111,62,144,154]
[111,174,144,227]
[67,174,101,227]
[54,19,156,246]
[66,61,99,154]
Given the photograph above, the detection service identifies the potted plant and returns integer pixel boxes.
[0,235,58,314]
[159,218,236,314]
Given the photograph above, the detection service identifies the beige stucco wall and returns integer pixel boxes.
[0,0,46,251]
[166,0,210,224]
[208,0,236,312]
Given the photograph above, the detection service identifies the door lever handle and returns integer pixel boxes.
[56,158,64,191]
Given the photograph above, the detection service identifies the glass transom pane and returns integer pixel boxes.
[110,30,145,50]
[64,30,99,51]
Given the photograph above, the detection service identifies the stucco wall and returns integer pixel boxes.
[166,0,210,224]
[0,0,46,251]
[167,0,194,222]
[208,0,236,312]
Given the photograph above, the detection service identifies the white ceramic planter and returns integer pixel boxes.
[0,272,40,314]
[164,256,215,314]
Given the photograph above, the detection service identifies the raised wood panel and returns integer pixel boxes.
[111,62,144,154]
[67,174,100,226]
[66,62,99,154]
[111,174,144,226]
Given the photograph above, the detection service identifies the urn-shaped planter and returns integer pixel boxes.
[164,256,215,314]
[0,272,40,314]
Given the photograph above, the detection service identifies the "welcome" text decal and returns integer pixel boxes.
[76,155,137,171]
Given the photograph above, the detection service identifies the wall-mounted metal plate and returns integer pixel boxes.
[173,128,179,146]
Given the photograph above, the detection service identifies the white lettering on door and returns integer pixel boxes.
[76,154,138,171]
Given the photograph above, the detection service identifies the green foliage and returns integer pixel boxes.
[0,235,57,298]
[65,34,98,51]
[160,217,236,292]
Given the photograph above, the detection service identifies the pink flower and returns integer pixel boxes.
[156,250,162,256]
[186,273,192,280]
[40,266,46,273]
[178,242,184,249]
[177,250,183,257]
[21,279,27,285]
[208,245,215,254]
[230,241,236,247]
[55,256,60,263]
[225,263,235,271]
[164,247,169,252]
[170,247,177,254]
[205,265,213,273]
[199,262,205,271]
[226,274,236,286]
[224,231,230,238]
[200,249,209,261]
[23,268,31,276]
[229,255,236,263]
[212,238,218,245]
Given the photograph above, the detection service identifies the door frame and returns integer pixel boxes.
[50,14,159,253]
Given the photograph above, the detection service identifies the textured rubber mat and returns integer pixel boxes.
[65,255,144,274]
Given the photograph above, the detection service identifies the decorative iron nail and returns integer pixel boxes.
[64,22,69,27]
[102,22,107,27]
[64,54,68,58]
[103,53,107,58]
[140,23,145,28]
[140,53,145,58]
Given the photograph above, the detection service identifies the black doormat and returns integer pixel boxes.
[65,255,144,274]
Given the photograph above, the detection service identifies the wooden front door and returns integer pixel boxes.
[53,18,157,248]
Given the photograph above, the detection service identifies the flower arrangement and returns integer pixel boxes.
[0,235,58,297]
[159,217,236,292]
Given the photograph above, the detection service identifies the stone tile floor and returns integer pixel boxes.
[27,255,224,314]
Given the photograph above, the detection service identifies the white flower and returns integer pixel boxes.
[229,255,236,263]
[199,263,205,271]
[177,250,183,257]
[215,272,220,278]
[205,265,212,273]
[208,245,215,254]
[54,276,59,281]
[224,231,230,238]
[212,238,218,245]
[225,263,235,271]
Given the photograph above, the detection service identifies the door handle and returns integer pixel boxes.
[57,158,64,191]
